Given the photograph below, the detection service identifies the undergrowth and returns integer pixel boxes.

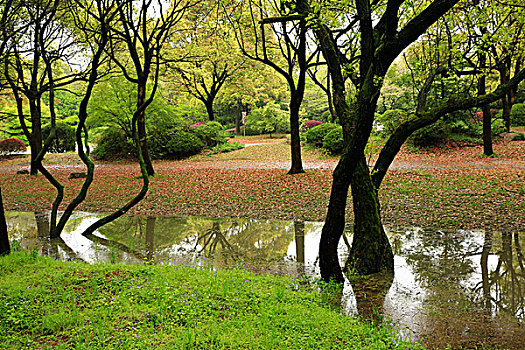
[0,252,423,349]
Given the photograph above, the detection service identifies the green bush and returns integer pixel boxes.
[305,123,339,147]
[194,121,227,148]
[510,103,525,126]
[164,131,203,159]
[322,126,344,154]
[512,133,525,141]
[41,122,76,153]
[376,109,407,136]
[491,118,506,136]
[92,128,135,160]
[0,138,26,155]
[410,120,450,147]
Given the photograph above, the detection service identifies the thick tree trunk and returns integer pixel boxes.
[0,188,10,256]
[347,156,394,275]
[205,100,215,121]
[137,84,154,176]
[319,164,351,284]
[29,99,42,175]
[288,97,305,174]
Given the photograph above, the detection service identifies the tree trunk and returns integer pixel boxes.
[29,99,42,175]
[319,164,351,284]
[137,84,155,176]
[502,94,511,133]
[0,188,10,256]
[235,100,241,135]
[288,96,305,174]
[346,156,394,275]
[294,220,305,275]
[205,100,215,121]
[478,53,493,156]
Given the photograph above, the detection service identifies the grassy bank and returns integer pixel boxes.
[0,252,421,349]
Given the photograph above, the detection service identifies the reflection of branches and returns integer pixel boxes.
[195,222,236,257]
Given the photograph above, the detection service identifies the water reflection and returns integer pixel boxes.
[5,212,525,349]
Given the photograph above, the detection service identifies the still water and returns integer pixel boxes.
[6,211,525,349]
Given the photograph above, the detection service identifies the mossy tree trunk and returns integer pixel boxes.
[347,156,393,275]
[137,82,155,176]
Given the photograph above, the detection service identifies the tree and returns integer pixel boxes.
[170,10,249,122]
[106,0,194,176]
[1,0,85,175]
[285,0,525,282]
[226,0,321,174]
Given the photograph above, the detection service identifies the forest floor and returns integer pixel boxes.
[0,134,523,233]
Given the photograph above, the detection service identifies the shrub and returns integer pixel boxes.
[92,128,135,160]
[510,103,525,126]
[376,109,407,136]
[410,120,450,147]
[301,120,323,132]
[41,122,76,153]
[305,123,338,147]
[0,138,27,155]
[164,131,203,159]
[491,118,506,136]
[194,121,227,148]
[512,133,525,141]
[322,126,344,154]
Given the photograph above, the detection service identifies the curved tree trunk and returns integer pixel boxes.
[319,163,351,284]
[137,84,154,176]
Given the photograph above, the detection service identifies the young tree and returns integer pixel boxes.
[227,0,320,174]
[106,0,194,176]
[1,0,84,175]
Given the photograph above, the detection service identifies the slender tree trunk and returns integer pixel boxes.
[347,156,394,275]
[235,100,241,135]
[478,53,493,156]
[205,100,215,121]
[288,96,305,174]
[29,99,42,175]
[137,84,154,176]
[502,94,511,132]
[0,188,10,256]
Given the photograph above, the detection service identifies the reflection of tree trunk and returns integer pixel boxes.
[481,231,493,311]
[35,211,50,238]
[294,220,305,274]
[145,216,156,261]
[0,188,10,256]
[346,156,394,275]
[501,233,520,315]
[515,234,525,274]
[351,272,394,323]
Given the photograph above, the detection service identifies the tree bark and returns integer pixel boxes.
[347,156,394,275]
[288,95,305,174]
[29,99,42,175]
[319,163,351,284]
[0,188,10,256]
[205,99,215,121]
[137,84,155,176]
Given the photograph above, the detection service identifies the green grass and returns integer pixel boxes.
[0,252,422,349]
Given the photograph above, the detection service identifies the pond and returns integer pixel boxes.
[5,211,525,349]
